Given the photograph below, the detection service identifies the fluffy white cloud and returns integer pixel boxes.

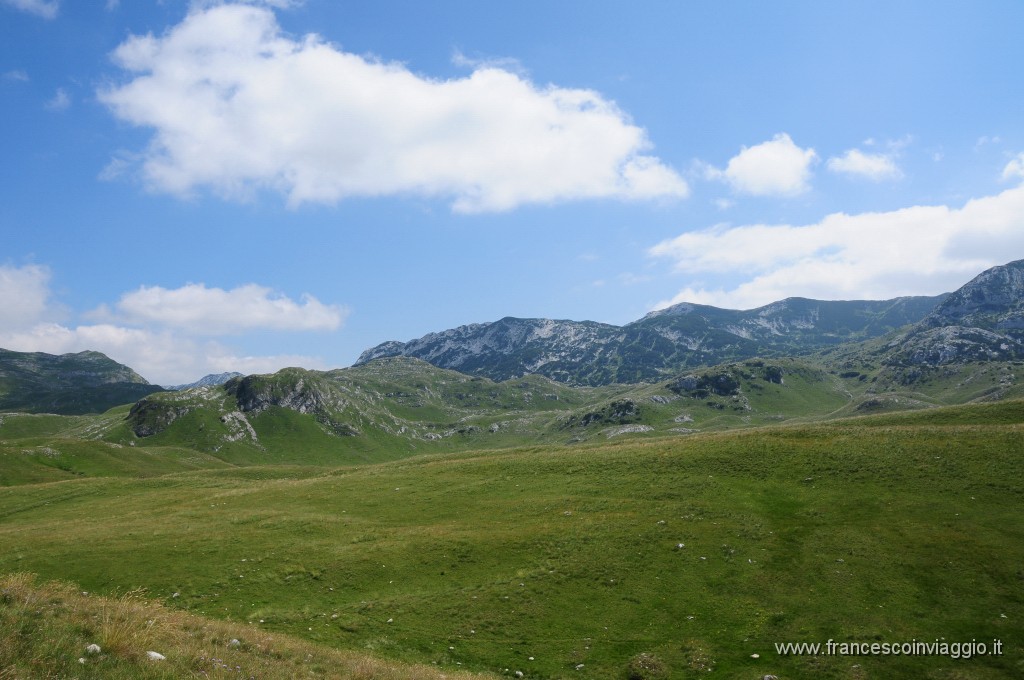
[1002,153,1024,181]
[0,264,54,331]
[0,272,343,385]
[1,0,58,19]
[99,4,687,212]
[102,283,346,335]
[650,184,1024,310]
[826,148,902,181]
[706,133,816,196]
[0,322,324,386]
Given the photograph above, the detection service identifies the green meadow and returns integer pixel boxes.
[1,400,1022,678]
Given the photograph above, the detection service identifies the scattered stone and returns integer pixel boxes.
[228,639,240,648]
[750,653,760,658]
[606,424,653,438]
[85,644,101,655]
[514,672,524,678]
[171,592,180,598]
[146,651,166,661]
[78,658,86,664]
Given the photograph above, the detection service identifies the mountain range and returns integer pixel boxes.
[1,259,1022,425]
[164,372,244,391]
[357,290,951,386]
[358,260,1023,386]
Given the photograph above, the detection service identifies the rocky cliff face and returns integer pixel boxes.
[225,369,359,436]
[128,368,361,439]
[357,295,945,386]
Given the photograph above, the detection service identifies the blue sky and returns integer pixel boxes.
[2,0,1023,385]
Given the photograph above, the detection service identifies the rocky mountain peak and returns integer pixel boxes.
[921,259,1024,330]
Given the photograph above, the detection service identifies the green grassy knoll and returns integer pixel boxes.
[0,401,1021,678]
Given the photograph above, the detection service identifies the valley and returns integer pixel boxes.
[1,260,1022,678]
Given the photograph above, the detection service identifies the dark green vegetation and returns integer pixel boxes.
[1,401,1022,678]
[0,348,163,415]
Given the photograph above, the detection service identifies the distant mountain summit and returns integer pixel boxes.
[357,293,946,385]
[0,348,163,414]
[888,259,1024,366]
[166,372,244,391]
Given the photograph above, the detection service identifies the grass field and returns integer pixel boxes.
[1,399,1022,678]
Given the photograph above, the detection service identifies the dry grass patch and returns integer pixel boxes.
[0,573,495,679]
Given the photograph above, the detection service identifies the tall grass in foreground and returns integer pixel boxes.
[0,572,494,679]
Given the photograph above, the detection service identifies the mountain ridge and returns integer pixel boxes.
[358,293,948,385]
[165,371,244,391]
[0,348,164,415]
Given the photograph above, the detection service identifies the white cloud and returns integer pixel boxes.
[99,283,346,335]
[826,148,902,181]
[2,0,58,19]
[650,184,1024,310]
[0,264,54,331]
[98,4,687,212]
[3,70,29,82]
[705,133,816,196]
[0,271,344,385]
[190,0,303,8]
[45,87,70,111]
[1002,153,1024,181]
[0,322,324,386]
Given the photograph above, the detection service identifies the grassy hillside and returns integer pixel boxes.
[0,348,163,415]
[0,572,493,679]
[1,400,1021,678]
[5,354,1022,488]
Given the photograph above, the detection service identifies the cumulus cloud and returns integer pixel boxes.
[0,322,324,386]
[98,4,687,212]
[649,184,1024,310]
[705,133,816,197]
[1002,153,1024,181]
[826,148,902,181]
[0,264,54,331]
[99,283,347,335]
[1,0,58,19]
[0,271,343,385]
